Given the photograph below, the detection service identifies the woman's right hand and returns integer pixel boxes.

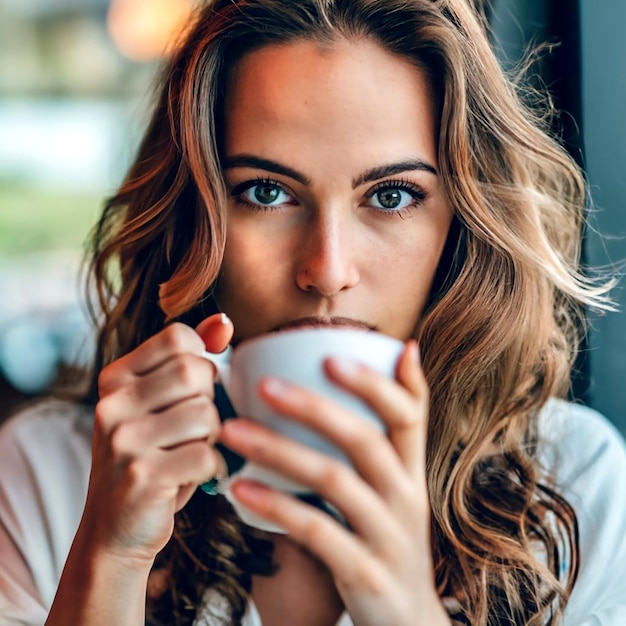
[79,313,233,567]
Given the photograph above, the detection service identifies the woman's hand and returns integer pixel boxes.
[79,313,233,567]
[219,340,450,626]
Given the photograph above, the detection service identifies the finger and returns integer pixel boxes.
[107,396,221,455]
[176,451,228,511]
[151,440,223,491]
[324,340,428,477]
[392,341,429,474]
[96,353,217,423]
[219,419,408,551]
[230,479,393,593]
[133,352,217,413]
[254,377,409,498]
[98,323,206,394]
[175,484,198,513]
[195,313,234,354]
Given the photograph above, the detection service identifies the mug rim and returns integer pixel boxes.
[232,325,397,354]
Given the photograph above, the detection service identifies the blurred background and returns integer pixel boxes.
[0,0,198,417]
[0,0,624,436]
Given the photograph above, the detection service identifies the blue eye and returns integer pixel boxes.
[234,179,294,208]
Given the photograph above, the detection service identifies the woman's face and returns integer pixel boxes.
[216,38,453,343]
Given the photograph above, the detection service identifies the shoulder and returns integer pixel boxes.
[0,396,94,486]
[0,398,93,514]
[0,397,93,442]
[0,399,93,484]
[537,398,626,547]
[0,398,91,475]
[538,399,626,624]
[0,400,93,608]
[537,398,626,487]
[0,392,92,438]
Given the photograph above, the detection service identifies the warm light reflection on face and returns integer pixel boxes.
[215,38,454,344]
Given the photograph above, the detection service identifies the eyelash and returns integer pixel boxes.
[230,177,293,212]
[229,176,429,217]
[366,178,429,218]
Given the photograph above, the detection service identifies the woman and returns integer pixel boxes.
[0,0,625,624]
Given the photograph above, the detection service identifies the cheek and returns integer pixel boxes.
[379,251,432,309]
[379,229,449,309]
[219,231,266,296]
[380,227,446,281]
[216,222,291,313]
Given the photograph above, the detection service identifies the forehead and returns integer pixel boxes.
[223,38,438,167]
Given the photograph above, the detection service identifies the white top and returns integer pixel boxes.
[0,399,625,625]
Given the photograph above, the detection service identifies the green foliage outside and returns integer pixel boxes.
[0,183,102,257]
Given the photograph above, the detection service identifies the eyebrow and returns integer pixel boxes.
[353,159,438,186]
[222,154,438,188]
[223,155,311,185]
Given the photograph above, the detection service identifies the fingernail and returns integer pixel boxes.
[329,357,360,377]
[232,479,269,505]
[220,312,230,325]
[410,340,421,366]
[220,418,254,438]
[261,377,292,397]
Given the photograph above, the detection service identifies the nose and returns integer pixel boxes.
[295,213,360,296]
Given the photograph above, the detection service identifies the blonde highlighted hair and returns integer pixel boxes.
[87,1,612,624]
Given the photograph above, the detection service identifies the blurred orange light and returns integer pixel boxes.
[107,0,196,62]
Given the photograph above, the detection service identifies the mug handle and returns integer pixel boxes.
[201,346,233,391]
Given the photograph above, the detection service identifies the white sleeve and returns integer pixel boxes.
[0,402,92,625]
[542,402,626,626]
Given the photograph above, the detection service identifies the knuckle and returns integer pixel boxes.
[188,394,213,415]
[187,442,217,476]
[179,417,212,445]
[126,457,151,489]
[338,560,386,596]
[196,398,221,433]
[357,570,381,595]
[394,476,418,503]
[161,323,198,354]
[300,512,330,546]
[396,400,426,430]
[109,421,134,457]
[349,420,381,448]
[170,354,199,389]
[97,365,115,395]
[316,461,349,494]
[203,450,221,477]
[94,396,117,432]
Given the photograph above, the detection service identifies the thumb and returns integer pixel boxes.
[195,313,234,353]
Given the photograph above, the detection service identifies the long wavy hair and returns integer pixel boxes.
[85,0,613,624]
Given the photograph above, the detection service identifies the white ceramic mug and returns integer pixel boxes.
[203,326,404,531]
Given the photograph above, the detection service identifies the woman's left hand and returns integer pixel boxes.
[218,340,451,626]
